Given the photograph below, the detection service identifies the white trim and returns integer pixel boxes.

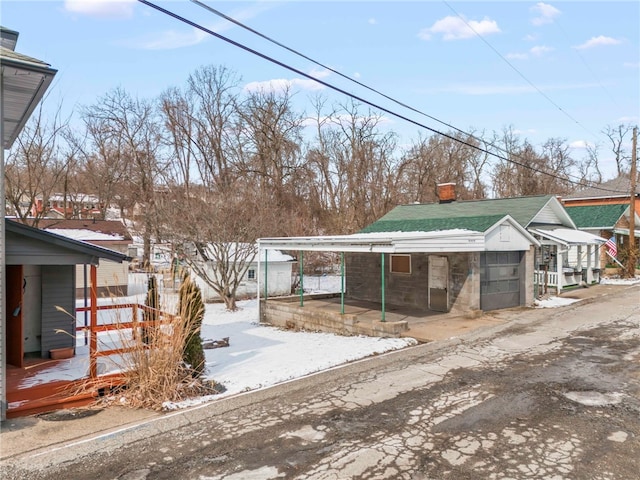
[260,230,486,253]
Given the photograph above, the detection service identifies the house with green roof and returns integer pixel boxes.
[259,186,605,338]
[562,175,640,269]
[565,203,640,269]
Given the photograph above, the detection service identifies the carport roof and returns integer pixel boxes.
[259,229,486,253]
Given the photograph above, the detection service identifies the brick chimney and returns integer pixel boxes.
[436,183,456,203]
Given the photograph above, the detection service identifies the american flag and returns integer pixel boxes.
[605,237,617,257]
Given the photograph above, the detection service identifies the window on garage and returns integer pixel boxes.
[390,254,411,274]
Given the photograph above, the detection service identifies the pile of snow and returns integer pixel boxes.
[600,276,640,286]
[534,296,580,309]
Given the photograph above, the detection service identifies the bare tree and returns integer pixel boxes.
[82,87,164,266]
[307,98,399,233]
[4,101,72,226]
[603,124,633,177]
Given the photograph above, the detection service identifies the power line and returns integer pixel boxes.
[190,0,598,188]
[442,0,601,141]
[136,0,624,194]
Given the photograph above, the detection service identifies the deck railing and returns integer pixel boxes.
[76,303,177,378]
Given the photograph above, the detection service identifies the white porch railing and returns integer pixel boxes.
[535,270,559,287]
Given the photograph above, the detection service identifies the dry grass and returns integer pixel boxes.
[69,283,221,411]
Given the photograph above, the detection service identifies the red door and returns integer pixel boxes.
[6,265,24,367]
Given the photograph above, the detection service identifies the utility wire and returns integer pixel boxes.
[137,0,624,194]
[443,0,600,142]
[190,0,600,189]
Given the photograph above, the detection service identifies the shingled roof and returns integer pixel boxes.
[361,195,568,234]
[564,176,640,200]
[565,204,628,229]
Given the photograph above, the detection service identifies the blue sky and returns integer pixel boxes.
[2,1,639,179]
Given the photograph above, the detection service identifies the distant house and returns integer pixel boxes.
[37,219,132,297]
[562,176,640,268]
[259,184,605,338]
[31,193,104,220]
[192,244,294,302]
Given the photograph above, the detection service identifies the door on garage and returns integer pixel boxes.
[428,255,448,312]
[480,251,523,311]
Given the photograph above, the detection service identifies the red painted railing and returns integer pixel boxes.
[76,303,177,378]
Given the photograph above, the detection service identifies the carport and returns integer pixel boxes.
[258,229,486,337]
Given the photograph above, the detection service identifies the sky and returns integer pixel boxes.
[2,0,639,180]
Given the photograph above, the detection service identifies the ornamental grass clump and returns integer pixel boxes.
[177,272,206,377]
[77,275,219,411]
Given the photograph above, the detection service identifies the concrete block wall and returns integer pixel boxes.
[261,299,408,338]
[346,252,479,313]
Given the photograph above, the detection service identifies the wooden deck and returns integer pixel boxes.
[5,359,125,418]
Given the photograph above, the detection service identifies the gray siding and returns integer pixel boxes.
[41,265,75,356]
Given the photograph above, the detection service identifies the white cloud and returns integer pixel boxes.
[418,15,500,41]
[530,2,561,26]
[505,45,553,60]
[623,62,640,68]
[368,18,377,25]
[574,35,621,50]
[64,0,136,19]
[530,45,554,56]
[523,34,538,42]
[244,77,326,94]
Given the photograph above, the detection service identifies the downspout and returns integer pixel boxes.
[381,253,386,322]
[263,249,268,301]
[83,264,89,346]
[340,252,345,315]
[89,264,98,379]
[0,73,6,420]
[299,250,304,307]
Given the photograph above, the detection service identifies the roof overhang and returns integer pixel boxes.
[1,46,57,148]
[530,227,606,247]
[259,229,486,254]
[5,218,131,265]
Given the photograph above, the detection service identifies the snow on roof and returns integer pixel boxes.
[45,228,125,242]
[532,228,606,246]
[259,248,294,262]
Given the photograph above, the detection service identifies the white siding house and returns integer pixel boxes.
[194,247,294,303]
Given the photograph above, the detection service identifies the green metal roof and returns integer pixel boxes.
[361,195,555,233]
[565,204,627,229]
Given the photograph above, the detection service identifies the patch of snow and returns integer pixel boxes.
[534,297,580,308]
[45,228,125,241]
[600,276,640,285]
[23,285,416,409]
[195,299,416,403]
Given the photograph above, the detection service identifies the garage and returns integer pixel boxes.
[480,251,524,311]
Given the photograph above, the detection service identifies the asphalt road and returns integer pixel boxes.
[3,285,639,480]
